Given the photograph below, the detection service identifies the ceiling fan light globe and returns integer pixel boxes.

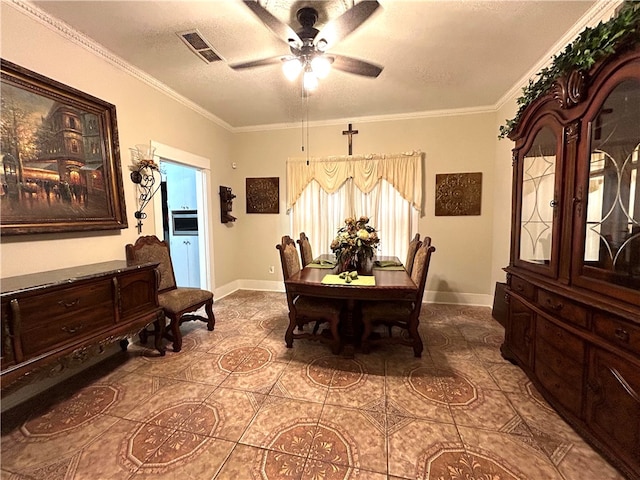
[303,70,319,91]
[311,56,331,79]
[282,58,302,80]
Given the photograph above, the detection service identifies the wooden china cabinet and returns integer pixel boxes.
[502,44,640,479]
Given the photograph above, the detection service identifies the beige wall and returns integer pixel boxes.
[232,112,498,305]
[1,1,502,306]
[0,3,237,290]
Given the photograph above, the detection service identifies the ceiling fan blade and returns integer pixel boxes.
[315,1,381,50]
[331,54,383,78]
[243,0,302,47]
[229,56,284,70]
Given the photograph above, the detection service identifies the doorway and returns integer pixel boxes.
[151,142,213,292]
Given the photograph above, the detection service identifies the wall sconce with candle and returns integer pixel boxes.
[129,143,160,234]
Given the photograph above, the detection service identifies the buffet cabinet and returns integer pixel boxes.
[502,45,640,479]
[1,261,165,394]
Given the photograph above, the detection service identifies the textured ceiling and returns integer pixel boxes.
[29,0,599,130]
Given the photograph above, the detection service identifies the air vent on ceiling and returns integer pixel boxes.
[177,29,222,64]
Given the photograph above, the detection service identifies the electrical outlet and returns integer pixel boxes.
[269,265,275,274]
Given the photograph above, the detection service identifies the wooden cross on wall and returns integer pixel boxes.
[342,123,359,155]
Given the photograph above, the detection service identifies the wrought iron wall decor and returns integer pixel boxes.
[129,144,160,234]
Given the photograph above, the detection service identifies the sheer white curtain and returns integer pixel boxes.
[289,177,419,263]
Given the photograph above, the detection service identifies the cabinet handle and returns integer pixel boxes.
[58,298,80,309]
[614,328,630,343]
[545,298,563,311]
[609,367,639,403]
[62,324,85,334]
[549,199,558,208]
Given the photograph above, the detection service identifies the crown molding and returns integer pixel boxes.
[495,0,623,111]
[232,105,496,133]
[9,0,620,134]
[8,0,233,131]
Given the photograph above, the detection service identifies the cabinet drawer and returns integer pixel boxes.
[15,280,113,330]
[537,317,585,360]
[21,302,114,356]
[510,276,535,300]
[535,357,583,416]
[537,289,588,329]
[593,313,640,357]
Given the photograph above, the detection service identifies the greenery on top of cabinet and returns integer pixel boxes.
[499,1,640,139]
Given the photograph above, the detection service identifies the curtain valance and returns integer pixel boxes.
[286,151,423,213]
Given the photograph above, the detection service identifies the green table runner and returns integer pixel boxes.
[321,274,376,286]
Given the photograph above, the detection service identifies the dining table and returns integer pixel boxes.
[285,254,418,356]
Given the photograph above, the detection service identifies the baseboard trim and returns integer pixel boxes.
[215,280,492,307]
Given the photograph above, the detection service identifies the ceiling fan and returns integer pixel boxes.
[230,0,383,89]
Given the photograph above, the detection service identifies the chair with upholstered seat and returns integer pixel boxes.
[126,235,215,352]
[277,235,343,354]
[297,232,314,267]
[405,233,423,275]
[361,240,436,357]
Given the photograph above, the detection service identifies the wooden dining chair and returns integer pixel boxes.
[297,232,314,267]
[126,235,215,352]
[276,235,343,354]
[405,233,422,275]
[360,240,436,357]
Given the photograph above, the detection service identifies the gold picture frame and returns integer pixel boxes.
[0,59,127,235]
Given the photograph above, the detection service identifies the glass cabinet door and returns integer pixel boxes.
[515,123,561,277]
[575,78,640,293]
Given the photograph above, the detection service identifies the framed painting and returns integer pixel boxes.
[0,59,127,235]
[246,177,279,214]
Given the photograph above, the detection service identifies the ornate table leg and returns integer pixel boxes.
[342,299,356,358]
[154,310,166,356]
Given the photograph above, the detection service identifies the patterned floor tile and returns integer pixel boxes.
[239,397,323,455]
[0,293,628,480]
[177,387,265,442]
[122,379,216,424]
[457,425,565,479]
[387,417,464,479]
[312,404,387,474]
[215,443,304,480]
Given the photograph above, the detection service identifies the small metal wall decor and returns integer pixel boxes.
[246,177,279,214]
[435,172,482,216]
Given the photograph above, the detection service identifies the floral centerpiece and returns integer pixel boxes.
[330,216,380,274]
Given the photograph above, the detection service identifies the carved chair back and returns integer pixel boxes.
[297,232,314,267]
[125,235,177,293]
[405,233,421,275]
[410,241,436,310]
[277,235,302,281]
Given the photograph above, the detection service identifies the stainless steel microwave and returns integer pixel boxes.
[172,210,198,236]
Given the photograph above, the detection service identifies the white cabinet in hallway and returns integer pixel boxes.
[169,235,200,288]
[165,164,197,211]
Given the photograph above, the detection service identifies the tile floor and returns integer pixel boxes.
[1,290,627,480]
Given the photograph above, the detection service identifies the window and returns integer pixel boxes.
[287,153,422,263]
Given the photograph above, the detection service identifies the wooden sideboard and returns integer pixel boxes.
[1,260,165,394]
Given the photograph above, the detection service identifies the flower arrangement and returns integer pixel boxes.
[330,216,380,273]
